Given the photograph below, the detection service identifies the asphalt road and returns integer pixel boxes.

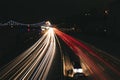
[0,27,120,80]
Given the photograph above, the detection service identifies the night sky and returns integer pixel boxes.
[0,0,117,23]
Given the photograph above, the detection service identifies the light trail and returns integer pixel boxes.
[63,52,74,77]
[0,28,56,80]
[0,26,120,80]
[54,28,120,80]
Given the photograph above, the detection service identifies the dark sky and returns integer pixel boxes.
[0,0,117,22]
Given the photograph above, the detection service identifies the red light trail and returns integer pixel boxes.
[54,28,120,80]
[0,26,120,80]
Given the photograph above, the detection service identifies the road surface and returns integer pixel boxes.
[0,27,120,80]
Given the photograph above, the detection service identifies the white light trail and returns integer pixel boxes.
[0,28,56,80]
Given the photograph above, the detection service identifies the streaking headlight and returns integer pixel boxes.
[73,68,83,73]
[46,27,50,29]
[42,28,45,31]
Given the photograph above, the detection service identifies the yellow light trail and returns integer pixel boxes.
[0,28,56,80]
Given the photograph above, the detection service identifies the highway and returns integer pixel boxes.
[0,28,57,80]
[54,28,120,80]
[0,27,120,80]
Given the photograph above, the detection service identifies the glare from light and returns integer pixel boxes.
[46,26,50,29]
[73,68,83,73]
[45,21,51,26]
[42,29,45,31]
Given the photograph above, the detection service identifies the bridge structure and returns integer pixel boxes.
[0,20,46,27]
